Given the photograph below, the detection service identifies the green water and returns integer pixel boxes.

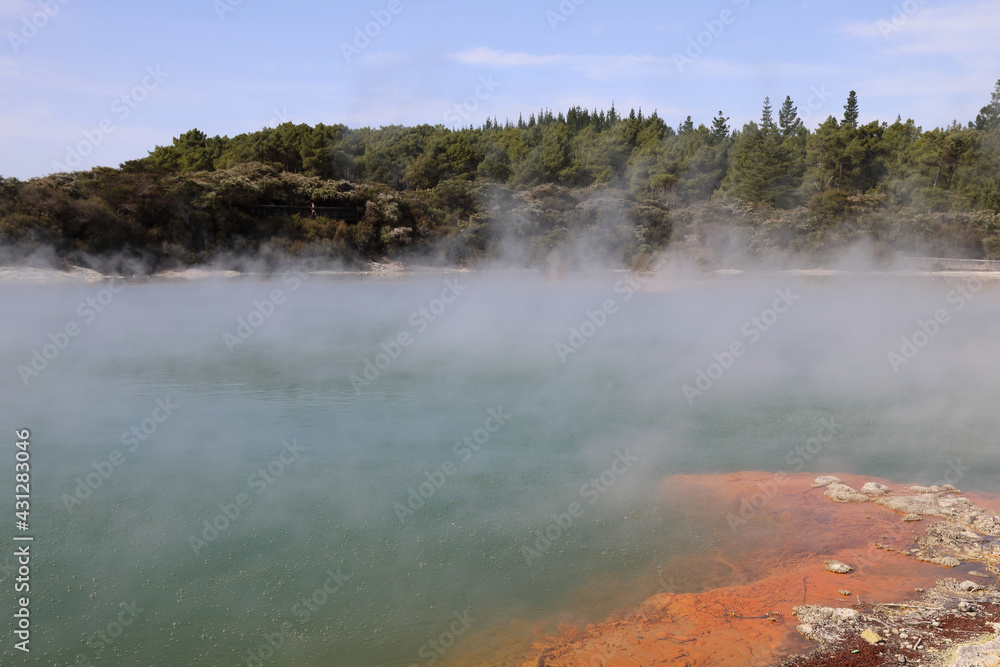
[2,272,999,665]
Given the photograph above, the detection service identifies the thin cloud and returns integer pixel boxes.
[681,58,840,79]
[449,47,670,79]
[843,70,996,127]
[357,51,410,66]
[0,0,32,18]
[836,1,999,123]
[840,0,1000,62]
[451,48,839,86]
[861,71,989,100]
[0,55,19,77]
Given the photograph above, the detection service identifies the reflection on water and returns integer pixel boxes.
[1,273,999,665]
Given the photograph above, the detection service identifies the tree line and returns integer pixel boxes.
[2,81,999,272]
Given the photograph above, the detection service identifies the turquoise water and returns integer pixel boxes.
[2,271,999,665]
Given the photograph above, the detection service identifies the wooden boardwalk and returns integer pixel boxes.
[902,257,1000,271]
[254,205,361,221]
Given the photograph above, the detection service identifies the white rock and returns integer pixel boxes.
[860,482,891,496]
[824,559,854,574]
[825,482,869,503]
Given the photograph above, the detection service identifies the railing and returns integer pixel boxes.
[903,257,1000,271]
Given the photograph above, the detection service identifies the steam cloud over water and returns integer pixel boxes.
[1,268,999,665]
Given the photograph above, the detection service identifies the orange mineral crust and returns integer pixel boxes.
[516,472,986,667]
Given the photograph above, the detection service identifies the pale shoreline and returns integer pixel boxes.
[0,261,465,284]
[3,262,1000,285]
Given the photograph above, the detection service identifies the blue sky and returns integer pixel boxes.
[1,0,998,179]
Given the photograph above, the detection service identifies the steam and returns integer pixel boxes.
[2,256,1000,665]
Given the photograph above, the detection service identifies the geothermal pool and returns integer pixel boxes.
[2,270,999,665]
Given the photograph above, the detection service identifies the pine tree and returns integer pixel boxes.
[843,91,859,129]
[778,96,802,138]
[725,117,796,205]
[760,97,777,135]
[974,79,1000,132]
[710,111,730,143]
[679,116,694,134]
